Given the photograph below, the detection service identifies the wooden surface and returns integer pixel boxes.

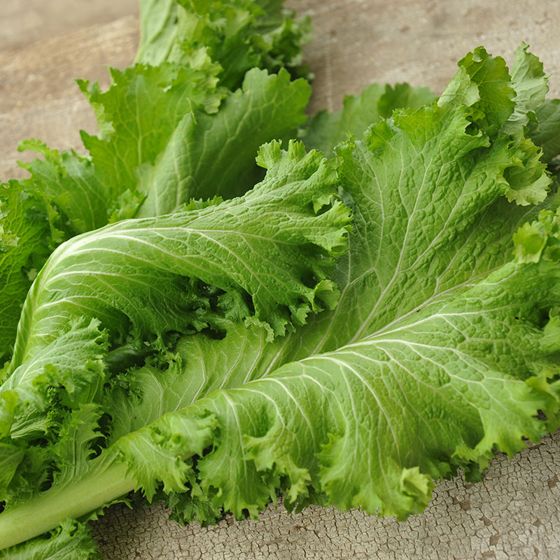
[2,1,560,558]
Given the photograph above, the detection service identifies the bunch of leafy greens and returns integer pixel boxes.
[1,0,560,556]
[0,0,311,365]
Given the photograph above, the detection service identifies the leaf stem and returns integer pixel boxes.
[0,461,135,550]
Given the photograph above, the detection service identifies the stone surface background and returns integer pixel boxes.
[2,1,560,558]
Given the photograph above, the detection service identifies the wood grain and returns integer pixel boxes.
[0,12,137,179]
[0,0,137,50]
[2,1,560,558]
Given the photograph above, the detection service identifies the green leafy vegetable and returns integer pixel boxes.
[505,42,548,133]
[106,46,559,521]
[1,1,560,558]
[0,0,310,363]
[135,0,310,88]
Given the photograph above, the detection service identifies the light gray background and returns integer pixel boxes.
[2,1,560,558]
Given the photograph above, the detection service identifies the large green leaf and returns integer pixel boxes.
[107,48,559,521]
[118,255,559,518]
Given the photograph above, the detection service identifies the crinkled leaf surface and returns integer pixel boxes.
[79,62,310,220]
[136,0,310,88]
[78,57,224,221]
[504,43,548,134]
